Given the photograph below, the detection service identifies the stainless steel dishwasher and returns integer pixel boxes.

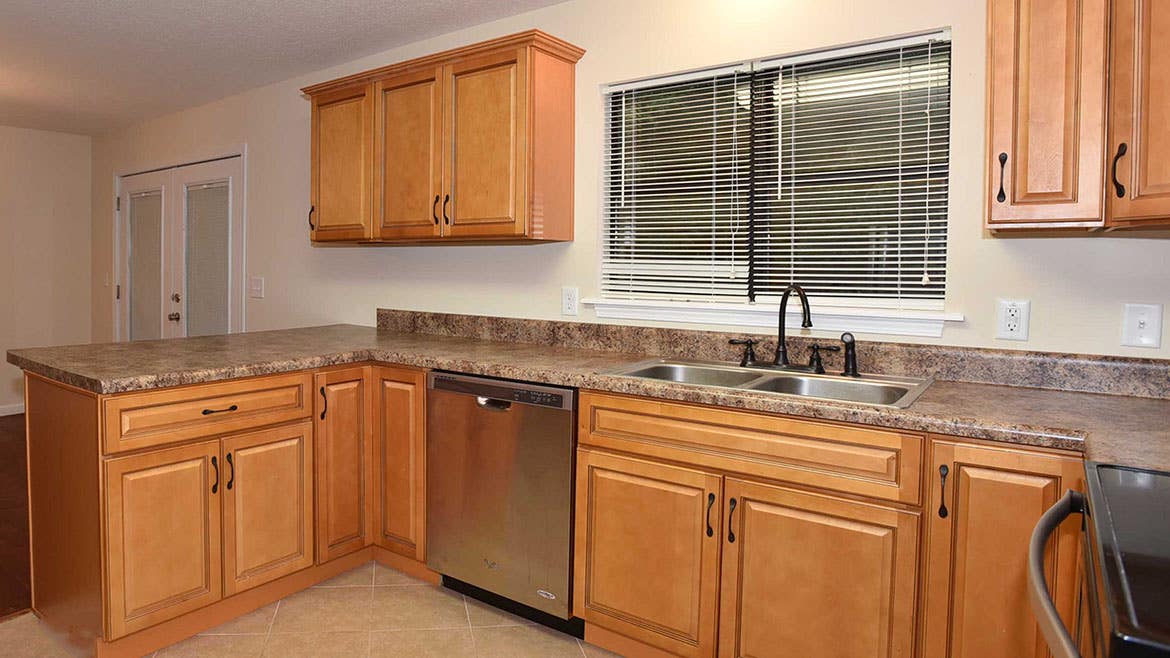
[425,372,575,619]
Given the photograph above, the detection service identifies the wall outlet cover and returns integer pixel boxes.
[561,286,579,316]
[995,299,1030,341]
[248,276,265,299]
[1122,303,1163,348]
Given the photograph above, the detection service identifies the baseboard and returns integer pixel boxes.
[0,403,24,417]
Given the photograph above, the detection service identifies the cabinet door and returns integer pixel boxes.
[373,366,426,560]
[986,0,1108,227]
[314,367,374,563]
[718,478,919,658]
[104,441,221,639]
[221,422,314,595]
[1107,0,1170,225]
[573,449,721,658]
[374,68,444,240]
[921,438,1083,658]
[442,48,528,238]
[311,83,374,241]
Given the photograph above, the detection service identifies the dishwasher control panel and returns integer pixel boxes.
[429,372,575,410]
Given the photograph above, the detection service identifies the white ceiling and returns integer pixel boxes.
[0,0,563,135]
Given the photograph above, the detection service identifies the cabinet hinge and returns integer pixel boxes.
[115,284,121,300]
[116,197,121,212]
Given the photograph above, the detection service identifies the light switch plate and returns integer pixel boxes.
[1122,303,1162,348]
[248,276,265,299]
[995,299,1030,340]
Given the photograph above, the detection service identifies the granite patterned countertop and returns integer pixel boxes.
[9,324,1170,471]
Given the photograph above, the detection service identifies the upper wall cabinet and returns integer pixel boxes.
[304,31,584,244]
[986,0,1170,232]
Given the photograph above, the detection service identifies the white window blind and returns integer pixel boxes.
[602,33,951,309]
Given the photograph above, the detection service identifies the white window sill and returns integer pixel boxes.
[582,298,965,338]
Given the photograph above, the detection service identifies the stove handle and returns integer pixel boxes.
[1027,490,1085,658]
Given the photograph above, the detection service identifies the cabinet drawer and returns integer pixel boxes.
[103,373,314,454]
[579,392,923,504]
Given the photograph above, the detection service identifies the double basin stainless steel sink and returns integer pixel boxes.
[608,359,932,408]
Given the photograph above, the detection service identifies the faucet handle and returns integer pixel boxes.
[808,343,840,374]
[729,338,760,367]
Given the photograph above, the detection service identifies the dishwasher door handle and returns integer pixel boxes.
[1028,490,1085,658]
[475,396,513,411]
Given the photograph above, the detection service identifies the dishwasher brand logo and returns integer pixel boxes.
[483,558,499,570]
[537,590,557,600]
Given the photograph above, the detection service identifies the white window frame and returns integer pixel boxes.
[588,30,963,338]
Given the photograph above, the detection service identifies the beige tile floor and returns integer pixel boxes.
[0,562,623,658]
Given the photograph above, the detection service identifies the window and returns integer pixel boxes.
[601,33,951,314]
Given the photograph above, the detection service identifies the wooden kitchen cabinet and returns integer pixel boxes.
[718,477,920,658]
[573,449,722,658]
[314,367,375,562]
[373,365,427,560]
[985,0,1109,229]
[920,437,1084,658]
[104,441,223,639]
[310,82,374,241]
[1106,0,1170,227]
[374,68,443,240]
[221,422,315,595]
[303,30,583,244]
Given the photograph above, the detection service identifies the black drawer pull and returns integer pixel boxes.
[431,195,440,225]
[938,464,950,518]
[320,386,328,420]
[727,497,738,543]
[201,404,238,416]
[442,194,451,225]
[996,152,1008,203]
[226,453,235,491]
[308,205,316,230]
[705,492,715,537]
[211,456,219,494]
[1111,142,1128,198]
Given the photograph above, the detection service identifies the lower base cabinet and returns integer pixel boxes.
[373,365,427,560]
[920,438,1084,658]
[719,478,920,658]
[103,421,314,639]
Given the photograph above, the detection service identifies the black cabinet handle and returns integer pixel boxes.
[201,404,238,416]
[705,492,715,537]
[1111,142,1128,198]
[442,194,451,225]
[727,497,738,543]
[938,464,950,518]
[319,386,328,420]
[308,205,316,230]
[226,453,235,491]
[211,455,219,494]
[431,195,440,225]
[996,152,1008,203]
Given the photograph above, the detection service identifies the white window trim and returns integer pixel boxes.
[583,298,964,338]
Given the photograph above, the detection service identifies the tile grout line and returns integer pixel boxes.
[462,593,479,656]
[261,598,281,657]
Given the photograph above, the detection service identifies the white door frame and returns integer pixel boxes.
[113,146,248,341]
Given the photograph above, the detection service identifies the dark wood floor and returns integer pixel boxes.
[0,414,29,619]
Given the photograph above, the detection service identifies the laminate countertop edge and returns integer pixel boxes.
[9,325,1170,470]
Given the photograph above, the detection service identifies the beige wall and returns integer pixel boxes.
[90,0,1170,359]
[1,125,92,412]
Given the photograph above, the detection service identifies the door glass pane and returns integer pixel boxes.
[185,181,231,337]
[128,191,163,341]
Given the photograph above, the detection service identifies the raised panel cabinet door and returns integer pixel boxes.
[1107,0,1170,225]
[314,367,374,563]
[104,441,222,639]
[441,48,528,238]
[374,67,444,240]
[311,83,374,241]
[573,449,722,658]
[921,438,1084,658]
[221,422,314,595]
[374,366,427,560]
[718,478,920,658]
[986,0,1108,227]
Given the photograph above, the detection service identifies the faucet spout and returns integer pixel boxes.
[774,284,812,366]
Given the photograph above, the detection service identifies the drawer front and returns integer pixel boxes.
[579,392,923,504]
[103,373,314,454]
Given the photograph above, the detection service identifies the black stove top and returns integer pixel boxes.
[1088,463,1170,655]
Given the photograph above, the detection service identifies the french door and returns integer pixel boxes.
[118,157,245,340]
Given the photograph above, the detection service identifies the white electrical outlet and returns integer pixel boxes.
[248,276,265,299]
[996,299,1030,340]
[561,286,579,316]
[1122,303,1163,348]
